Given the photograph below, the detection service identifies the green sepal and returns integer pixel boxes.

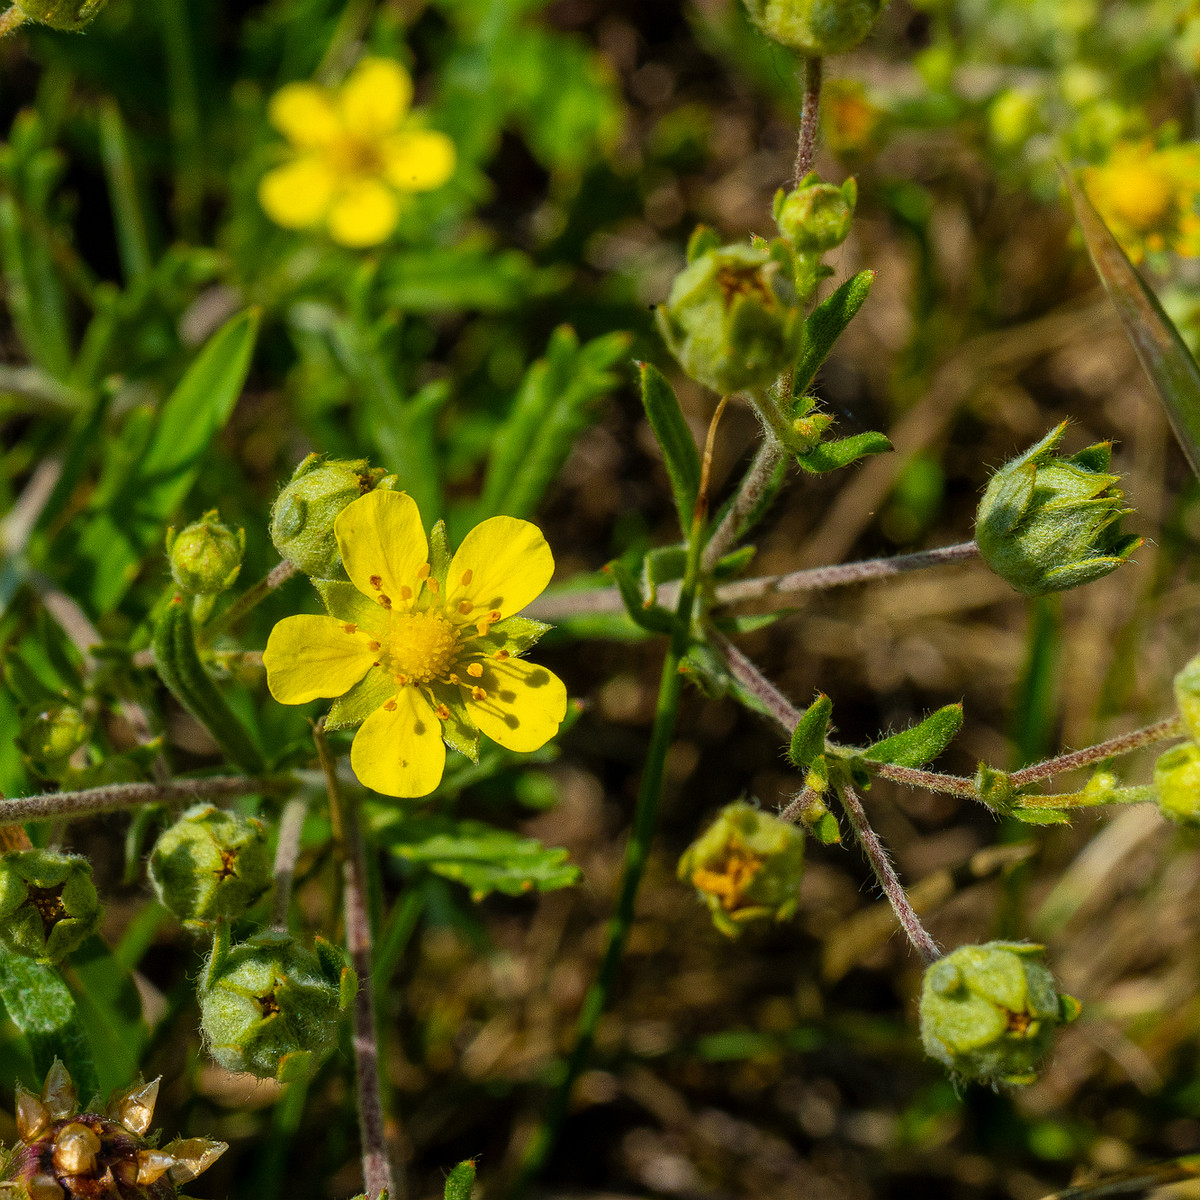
[428,519,452,588]
[639,362,701,532]
[974,764,1017,816]
[713,544,756,579]
[314,935,348,989]
[204,920,232,990]
[326,668,396,732]
[474,615,553,658]
[444,1161,477,1200]
[427,682,480,764]
[796,430,892,474]
[1059,994,1083,1024]
[793,269,875,395]
[687,225,721,263]
[276,1050,314,1084]
[679,641,732,699]
[811,811,841,844]
[788,693,832,772]
[642,544,687,603]
[1069,442,1113,472]
[339,967,358,1012]
[313,579,387,632]
[862,703,963,768]
[608,560,675,634]
[805,756,831,795]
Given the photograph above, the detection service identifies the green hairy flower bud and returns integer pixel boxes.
[0,851,102,964]
[775,174,856,254]
[12,0,107,30]
[166,512,245,596]
[677,800,805,937]
[975,423,1141,597]
[198,930,354,1080]
[742,0,888,56]
[17,705,90,774]
[1153,742,1200,825]
[148,804,273,928]
[919,941,1080,1086]
[655,243,803,395]
[270,455,385,579]
[1174,653,1200,742]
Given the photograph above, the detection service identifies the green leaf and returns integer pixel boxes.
[475,326,630,524]
[63,936,148,1095]
[73,309,260,611]
[639,362,701,530]
[1011,807,1072,826]
[793,269,875,395]
[788,694,832,772]
[374,815,580,900]
[378,242,565,312]
[444,1160,477,1200]
[862,704,963,768]
[795,430,892,474]
[1065,169,1200,481]
[607,559,675,634]
[0,944,98,1096]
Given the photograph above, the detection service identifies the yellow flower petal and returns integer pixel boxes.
[382,130,456,192]
[350,686,446,797]
[334,490,429,608]
[340,57,412,139]
[259,157,337,230]
[326,178,400,247]
[263,615,376,704]
[447,516,555,623]
[462,657,567,753]
[268,82,341,148]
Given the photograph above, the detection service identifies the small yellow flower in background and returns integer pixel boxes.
[263,490,568,798]
[259,57,456,248]
[1082,141,1200,262]
[823,79,884,159]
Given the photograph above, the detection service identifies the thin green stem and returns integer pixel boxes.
[157,0,204,240]
[201,559,298,644]
[794,56,823,186]
[1008,716,1184,787]
[1016,784,1157,812]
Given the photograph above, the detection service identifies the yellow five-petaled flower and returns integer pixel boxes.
[263,491,568,798]
[259,57,456,248]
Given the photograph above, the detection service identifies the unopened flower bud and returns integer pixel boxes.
[775,174,856,254]
[1153,742,1200,825]
[975,424,1141,597]
[12,0,106,30]
[0,851,102,964]
[166,511,245,596]
[677,801,805,937]
[1174,652,1200,742]
[742,0,888,56]
[656,243,803,395]
[919,941,1080,1086]
[148,805,272,928]
[17,705,90,774]
[198,930,353,1080]
[270,455,385,579]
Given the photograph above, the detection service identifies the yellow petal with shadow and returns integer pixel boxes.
[351,686,445,797]
[462,656,566,752]
[447,516,554,622]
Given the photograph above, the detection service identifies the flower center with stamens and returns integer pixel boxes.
[380,611,459,683]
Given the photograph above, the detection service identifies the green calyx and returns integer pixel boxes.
[1153,741,1200,825]
[1174,652,1200,741]
[677,801,805,937]
[0,850,102,964]
[149,804,273,928]
[16,704,90,776]
[269,455,386,580]
[13,0,107,29]
[775,174,857,255]
[199,929,355,1081]
[742,0,888,56]
[655,241,804,396]
[919,941,1080,1086]
[975,423,1141,597]
[167,510,245,596]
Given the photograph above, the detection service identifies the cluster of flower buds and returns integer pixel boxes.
[166,512,245,598]
[975,423,1141,597]
[0,851,102,964]
[919,941,1080,1086]
[0,1061,225,1200]
[774,173,857,300]
[198,929,354,1081]
[148,805,273,929]
[741,0,888,57]
[270,455,389,579]
[677,801,806,937]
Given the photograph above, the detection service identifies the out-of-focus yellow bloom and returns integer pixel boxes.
[259,57,456,248]
[823,79,884,158]
[1082,141,1200,261]
[263,490,568,798]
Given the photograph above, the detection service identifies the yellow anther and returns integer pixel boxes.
[435,704,450,720]
[343,623,357,634]
[471,686,487,701]
[400,585,413,600]
[494,650,510,661]
[460,569,473,586]
[378,594,392,609]
[467,663,483,678]
[416,563,431,581]
[458,600,473,614]
[367,640,381,652]
[383,699,398,712]
[476,620,491,637]
[428,578,439,594]
[369,574,383,591]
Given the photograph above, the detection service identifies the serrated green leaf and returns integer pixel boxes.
[444,1160,477,1200]
[793,269,875,395]
[1066,169,1200,481]
[0,945,98,1095]
[862,704,963,768]
[788,694,832,771]
[795,430,892,474]
[374,816,579,899]
[639,362,701,531]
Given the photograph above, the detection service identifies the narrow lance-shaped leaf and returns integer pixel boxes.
[862,703,963,767]
[796,430,892,474]
[788,693,832,772]
[793,269,875,396]
[639,362,702,531]
[1064,168,1200,481]
[444,1160,478,1200]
